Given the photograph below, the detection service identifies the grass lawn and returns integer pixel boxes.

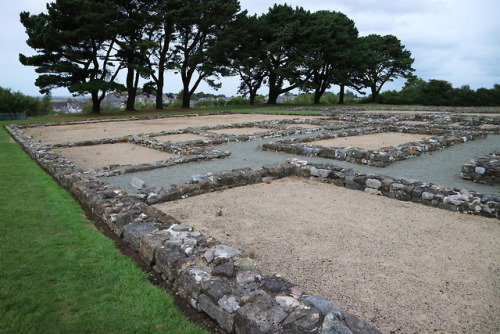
[0,123,208,333]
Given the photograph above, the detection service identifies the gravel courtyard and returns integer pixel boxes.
[22,111,500,333]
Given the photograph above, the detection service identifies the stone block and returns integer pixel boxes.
[344,313,382,334]
[321,313,352,334]
[365,178,381,189]
[139,230,171,265]
[199,294,235,332]
[155,243,187,281]
[234,298,288,334]
[122,223,157,252]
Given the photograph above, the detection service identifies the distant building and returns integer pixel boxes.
[50,98,88,113]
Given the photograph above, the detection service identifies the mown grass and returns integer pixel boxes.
[0,124,208,333]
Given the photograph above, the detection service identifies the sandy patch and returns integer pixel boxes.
[209,127,269,136]
[24,114,322,145]
[55,143,178,171]
[308,132,432,150]
[154,133,208,142]
[154,177,500,333]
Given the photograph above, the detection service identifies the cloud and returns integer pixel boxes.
[2,0,499,97]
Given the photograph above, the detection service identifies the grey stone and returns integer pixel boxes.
[235,258,260,273]
[275,295,299,310]
[139,230,171,265]
[212,262,235,277]
[131,176,145,189]
[365,178,381,189]
[218,295,240,313]
[199,294,234,332]
[234,298,288,334]
[171,224,194,232]
[321,313,352,334]
[190,174,207,183]
[261,275,294,293]
[421,191,435,200]
[475,166,486,175]
[122,223,157,252]
[304,295,345,320]
[282,305,322,331]
[236,271,261,286]
[344,313,381,334]
[211,245,242,262]
[202,278,234,301]
[155,244,187,281]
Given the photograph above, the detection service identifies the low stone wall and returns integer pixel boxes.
[6,118,499,334]
[5,123,381,334]
[461,151,500,185]
[261,126,487,167]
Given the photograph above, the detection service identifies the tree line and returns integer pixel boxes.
[20,0,415,113]
[377,77,500,106]
[0,87,52,116]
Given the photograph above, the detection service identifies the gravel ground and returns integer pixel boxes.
[106,134,500,196]
[155,177,500,333]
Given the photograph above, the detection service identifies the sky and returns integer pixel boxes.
[1,0,499,98]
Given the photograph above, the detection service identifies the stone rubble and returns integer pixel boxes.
[461,151,500,185]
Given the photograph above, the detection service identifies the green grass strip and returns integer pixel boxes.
[0,124,208,333]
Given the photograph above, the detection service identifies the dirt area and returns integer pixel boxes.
[24,114,322,144]
[308,132,433,150]
[55,143,178,171]
[154,133,208,142]
[155,177,500,334]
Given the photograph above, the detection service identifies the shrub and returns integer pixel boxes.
[226,96,249,105]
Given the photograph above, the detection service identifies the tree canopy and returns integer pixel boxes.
[20,0,125,113]
[358,34,415,102]
[19,0,429,111]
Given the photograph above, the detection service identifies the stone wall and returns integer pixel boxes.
[5,115,499,334]
[261,126,487,167]
[461,151,500,185]
[5,123,381,334]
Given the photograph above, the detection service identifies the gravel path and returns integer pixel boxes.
[106,134,500,196]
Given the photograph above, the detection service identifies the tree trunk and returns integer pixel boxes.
[91,91,100,113]
[155,68,164,109]
[249,90,256,105]
[370,86,378,103]
[182,82,191,108]
[266,72,279,104]
[125,67,136,111]
[155,82,163,110]
[338,85,345,104]
[314,88,322,104]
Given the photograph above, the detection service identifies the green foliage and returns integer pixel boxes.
[174,0,241,108]
[260,4,314,104]
[20,0,126,113]
[377,77,500,106]
[0,87,52,117]
[358,34,415,102]
[0,125,207,334]
[193,98,226,108]
[284,92,346,105]
[305,10,359,103]
[226,96,249,105]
